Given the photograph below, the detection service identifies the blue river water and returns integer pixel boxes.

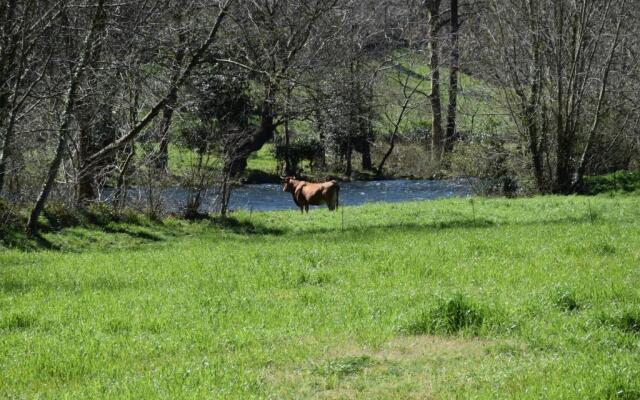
[118,178,475,213]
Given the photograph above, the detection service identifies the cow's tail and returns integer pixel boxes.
[335,184,340,210]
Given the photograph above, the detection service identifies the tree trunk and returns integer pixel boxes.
[525,0,546,193]
[82,1,232,170]
[284,116,293,175]
[0,89,19,195]
[0,0,23,195]
[376,134,396,177]
[155,26,187,171]
[574,4,623,189]
[115,145,134,210]
[283,85,293,175]
[444,0,459,153]
[426,0,444,163]
[155,90,178,171]
[227,96,276,177]
[76,124,96,203]
[345,140,353,177]
[26,0,107,234]
[361,141,372,171]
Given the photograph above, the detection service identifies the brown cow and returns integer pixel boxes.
[282,177,340,213]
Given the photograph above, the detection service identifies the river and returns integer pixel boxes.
[110,178,474,213]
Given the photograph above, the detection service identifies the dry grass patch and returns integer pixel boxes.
[263,335,510,399]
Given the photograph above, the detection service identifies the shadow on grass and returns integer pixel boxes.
[210,216,285,236]
[1,210,596,252]
[292,214,594,237]
[0,229,62,252]
[101,225,163,241]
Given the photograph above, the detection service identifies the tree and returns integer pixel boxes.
[425,0,444,162]
[444,0,460,153]
[0,1,59,195]
[220,0,341,177]
[26,0,233,234]
[481,0,632,193]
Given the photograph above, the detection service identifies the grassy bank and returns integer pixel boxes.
[2,195,640,398]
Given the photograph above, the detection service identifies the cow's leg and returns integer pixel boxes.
[305,204,309,213]
[327,193,337,211]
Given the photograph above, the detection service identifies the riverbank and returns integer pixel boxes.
[2,195,640,398]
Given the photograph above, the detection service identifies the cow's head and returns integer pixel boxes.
[282,176,296,192]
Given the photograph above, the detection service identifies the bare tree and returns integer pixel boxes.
[481,0,633,193]
[26,0,234,234]
[425,0,444,162]
[444,0,460,152]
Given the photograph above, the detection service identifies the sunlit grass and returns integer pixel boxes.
[1,195,640,398]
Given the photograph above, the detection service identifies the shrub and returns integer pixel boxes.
[448,139,533,196]
[0,198,21,233]
[43,202,82,229]
[583,171,640,195]
[275,135,324,173]
[83,202,118,226]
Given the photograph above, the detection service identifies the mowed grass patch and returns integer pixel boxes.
[1,195,640,398]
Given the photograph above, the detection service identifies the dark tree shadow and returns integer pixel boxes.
[293,214,595,237]
[210,216,285,236]
[101,225,163,241]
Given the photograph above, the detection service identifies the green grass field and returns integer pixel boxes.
[2,195,640,399]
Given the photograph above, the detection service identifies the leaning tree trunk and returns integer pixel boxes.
[26,0,107,234]
[444,0,459,153]
[226,95,277,177]
[426,0,444,163]
[26,1,233,233]
[574,4,623,190]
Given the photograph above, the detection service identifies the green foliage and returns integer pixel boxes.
[448,140,530,195]
[43,202,82,229]
[82,202,118,226]
[0,198,21,232]
[275,136,323,173]
[583,171,640,194]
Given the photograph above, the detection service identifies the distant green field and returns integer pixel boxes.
[378,52,514,139]
[167,143,278,177]
[2,195,640,398]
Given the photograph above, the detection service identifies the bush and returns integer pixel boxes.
[583,171,640,195]
[43,202,82,229]
[0,198,21,232]
[275,135,324,173]
[448,139,532,196]
[83,202,118,226]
